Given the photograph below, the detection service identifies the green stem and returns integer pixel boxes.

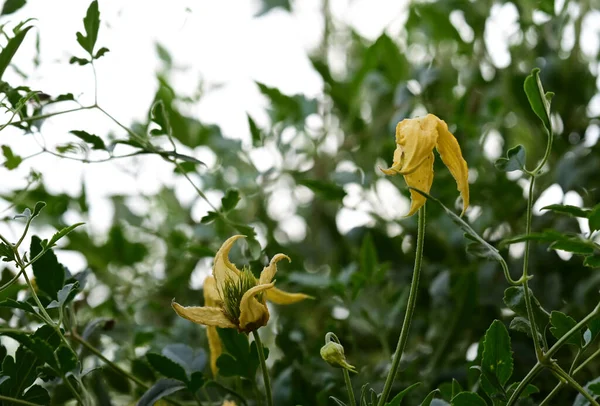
[0,106,92,132]
[0,395,43,406]
[252,330,273,406]
[342,369,356,406]
[62,371,85,405]
[550,364,599,406]
[377,205,426,406]
[506,362,544,406]
[539,383,562,406]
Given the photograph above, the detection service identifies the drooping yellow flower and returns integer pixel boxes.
[381,114,469,216]
[172,235,311,375]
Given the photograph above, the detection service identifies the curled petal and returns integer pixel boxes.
[259,253,291,285]
[435,118,470,215]
[206,325,222,377]
[403,152,434,216]
[379,144,404,175]
[394,115,438,174]
[203,275,221,307]
[238,283,274,331]
[266,286,313,304]
[172,301,235,328]
[213,235,245,298]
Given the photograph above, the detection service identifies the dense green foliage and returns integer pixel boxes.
[1,0,600,405]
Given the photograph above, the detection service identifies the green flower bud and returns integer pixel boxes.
[320,340,357,373]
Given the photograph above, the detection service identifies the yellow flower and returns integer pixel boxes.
[380,114,469,216]
[172,235,311,375]
[222,401,237,406]
[320,341,357,373]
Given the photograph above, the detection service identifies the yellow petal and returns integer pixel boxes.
[172,301,236,328]
[379,144,403,175]
[434,117,470,215]
[258,253,291,285]
[206,325,222,376]
[203,275,221,307]
[403,152,434,216]
[213,235,245,298]
[238,283,274,332]
[266,286,313,304]
[394,115,438,174]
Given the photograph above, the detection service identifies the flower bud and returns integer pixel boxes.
[320,340,357,373]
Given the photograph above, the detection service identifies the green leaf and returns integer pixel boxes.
[45,222,85,249]
[495,145,526,172]
[2,145,22,170]
[216,328,265,379]
[589,203,600,233]
[298,179,346,201]
[47,282,79,309]
[150,100,170,136]
[509,316,543,343]
[247,114,263,146]
[503,286,549,333]
[161,343,206,379]
[0,25,33,81]
[32,201,46,218]
[1,0,26,15]
[69,56,90,65]
[0,298,37,316]
[76,0,100,56]
[523,68,552,133]
[94,46,109,59]
[30,235,66,299]
[386,382,421,405]
[499,230,570,247]
[573,377,600,406]
[70,130,106,150]
[480,320,513,398]
[56,345,77,373]
[146,353,188,383]
[590,381,600,395]
[360,233,378,278]
[549,311,581,347]
[137,378,186,406]
[451,392,487,406]
[420,389,441,406]
[549,238,595,255]
[200,211,219,224]
[221,189,241,212]
[22,384,50,404]
[541,204,590,218]
[451,379,462,399]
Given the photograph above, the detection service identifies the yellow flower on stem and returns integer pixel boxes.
[172,235,311,376]
[380,114,469,216]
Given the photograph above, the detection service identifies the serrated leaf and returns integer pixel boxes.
[499,229,569,247]
[523,68,552,133]
[30,235,66,299]
[70,130,106,150]
[221,189,241,212]
[542,204,590,218]
[57,345,77,373]
[76,0,100,56]
[480,320,513,398]
[503,286,549,333]
[0,25,33,80]
[549,238,595,255]
[386,382,421,405]
[549,311,581,347]
[451,392,487,406]
[47,282,79,309]
[0,298,37,315]
[136,378,186,406]
[420,389,441,406]
[200,211,219,224]
[146,353,188,383]
[495,145,526,172]
[46,222,85,249]
[509,316,543,343]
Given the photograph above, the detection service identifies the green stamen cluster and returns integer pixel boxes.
[223,266,258,323]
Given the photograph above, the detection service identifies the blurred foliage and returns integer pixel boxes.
[0,0,600,405]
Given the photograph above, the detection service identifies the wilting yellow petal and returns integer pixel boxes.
[258,253,291,285]
[172,302,236,328]
[434,118,469,215]
[206,325,222,376]
[222,401,237,406]
[238,283,274,331]
[380,144,404,175]
[203,275,221,306]
[403,152,434,216]
[266,287,313,304]
[394,115,438,174]
[213,235,245,298]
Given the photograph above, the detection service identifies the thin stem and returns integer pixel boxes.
[550,364,599,406]
[342,369,356,406]
[506,362,544,406]
[252,330,273,406]
[521,176,543,359]
[0,395,43,406]
[377,205,426,406]
[539,383,562,406]
[0,106,92,131]
[62,371,85,405]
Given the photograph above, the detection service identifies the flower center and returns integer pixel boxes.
[222,266,261,323]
